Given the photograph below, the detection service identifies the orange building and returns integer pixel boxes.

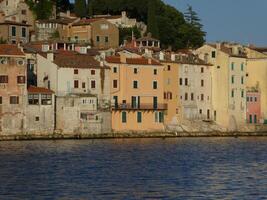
[106,55,167,132]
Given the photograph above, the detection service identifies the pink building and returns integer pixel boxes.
[246,91,261,124]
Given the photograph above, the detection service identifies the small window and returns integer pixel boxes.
[113,80,118,88]
[201,67,204,73]
[137,112,142,123]
[185,78,188,86]
[217,66,220,69]
[211,51,216,58]
[122,111,127,123]
[153,81,157,89]
[247,97,249,102]
[231,75,235,84]
[201,94,204,101]
[113,67,117,73]
[10,96,19,104]
[28,94,39,105]
[133,81,138,89]
[21,10,27,15]
[17,76,25,84]
[35,116,39,121]
[231,62,235,71]
[0,96,2,104]
[21,27,26,38]
[241,90,244,98]
[91,70,95,75]
[179,78,183,85]
[255,97,257,102]
[74,69,78,74]
[41,94,52,105]
[199,109,202,114]
[0,75,8,83]
[11,26,16,37]
[167,65,171,71]
[154,69,157,75]
[105,36,109,43]
[96,36,100,42]
[74,80,79,88]
[201,80,204,87]
[134,68,138,74]
[231,90,234,98]
[241,76,244,84]
[191,93,194,101]
[82,82,86,88]
[91,80,96,89]
[241,63,244,71]
[185,93,188,101]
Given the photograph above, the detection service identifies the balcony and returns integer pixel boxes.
[112,103,168,111]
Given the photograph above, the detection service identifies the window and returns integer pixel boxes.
[185,93,188,101]
[167,65,171,71]
[231,75,235,84]
[113,80,118,88]
[254,115,257,123]
[41,94,52,105]
[28,94,39,105]
[201,80,204,87]
[82,82,86,88]
[191,93,194,101]
[11,26,16,37]
[153,81,157,89]
[105,36,109,43]
[113,67,117,73]
[137,112,142,123]
[96,36,100,42]
[122,111,127,123]
[241,63,244,71]
[21,10,27,15]
[153,96,158,109]
[74,69,78,74]
[133,81,138,89]
[201,94,204,101]
[247,97,249,102]
[169,92,172,100]
[0,96,2,104]
[185,78,188,86]
[35,116,39,121]
[21,27,26,38]
[17,76,25,84]
[155,111,164,123]
[179,78,183,85]
[241,90,244,98]
[0,75,8,83]
[231,62,235,71]
[134,68,138,74]
[214,111,217,121]
[241,76,244,84]
[211,51,216,58]
[231,90,234,98]
[91,70,95,75]
[10,96,19,104]
[199,109,202,114]
[154,69,157,75]
[217,66,220,69]
[91,80,96,89]
[255,97,257,102]
[250,97,253,102]
[201,67,204,73]
[74,80,79,88]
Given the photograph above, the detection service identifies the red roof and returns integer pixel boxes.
[72,18,101,26]
[106,56,162,66]
[28,86,54,94]
[0,44,25,56]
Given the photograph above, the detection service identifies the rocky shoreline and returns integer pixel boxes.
[0,131,267,141]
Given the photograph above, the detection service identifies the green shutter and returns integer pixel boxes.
[122,112,127,123]
[137,112,142,123]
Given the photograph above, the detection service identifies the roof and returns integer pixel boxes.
[207,43,247,58]
[0,20,31,26]
[72,18,101,26]
[106,56,162,65]
[93,15,121,20]
[53,50,109,69]
[37,18,76,25]
[136,35,160,42]
[28,86,54,94]
[0,44,25,56]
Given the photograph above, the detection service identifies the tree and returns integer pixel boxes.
[119,26,141,45]
[88,0,93,17]
[56,0,71,13]
[147,0,159,38]
[74,0,87,18]
[25,0,53,20]
[184,5,203,29]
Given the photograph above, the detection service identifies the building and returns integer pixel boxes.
[70,18,119,48]
[26,86,55,134]
[35,47,111,134]
[0,15,31,44]
[0,44,27,134]
[246,90,261,124]
[135,33,160,50]
[106,54,166,132]
[197,43,247,130]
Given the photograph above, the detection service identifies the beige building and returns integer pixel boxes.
[106,54,166,132]
[197,43,247,130]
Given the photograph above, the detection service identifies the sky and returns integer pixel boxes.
[164,0,267,46]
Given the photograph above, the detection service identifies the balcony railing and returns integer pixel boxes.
[112,103,167,111]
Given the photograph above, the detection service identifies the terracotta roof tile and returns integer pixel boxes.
[72,18,101,26]
[0,44,25,56]
[106,56,162,65]
[28,86,54,94]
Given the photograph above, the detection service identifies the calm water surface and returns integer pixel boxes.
[0,137,266,199]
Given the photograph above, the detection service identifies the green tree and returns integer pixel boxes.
[119,26,141,45]
[25,0,53,20]
[74,0,87,18]
[88,0,93,17]
[56,0,71,13]
[147,0,159,38]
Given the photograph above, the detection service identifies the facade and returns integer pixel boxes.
[246,90,261,124]
[197,43,247,130]
[135,33,160,50]
[70,18,119,48]
[0,44,27,134]
[36,48,111,134]
[106,54,166,132]
[0,18,30,44]
[26,86,55,134]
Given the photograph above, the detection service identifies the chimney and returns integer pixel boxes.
[216,43,221,50]
[171,53,175,61]
[159,51,164,61]
[47,52,54,62]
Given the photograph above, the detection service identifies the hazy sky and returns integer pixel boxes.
[164,0,267,46]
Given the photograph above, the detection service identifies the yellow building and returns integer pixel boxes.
[106,54,166,132]
[197,43,247,130]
